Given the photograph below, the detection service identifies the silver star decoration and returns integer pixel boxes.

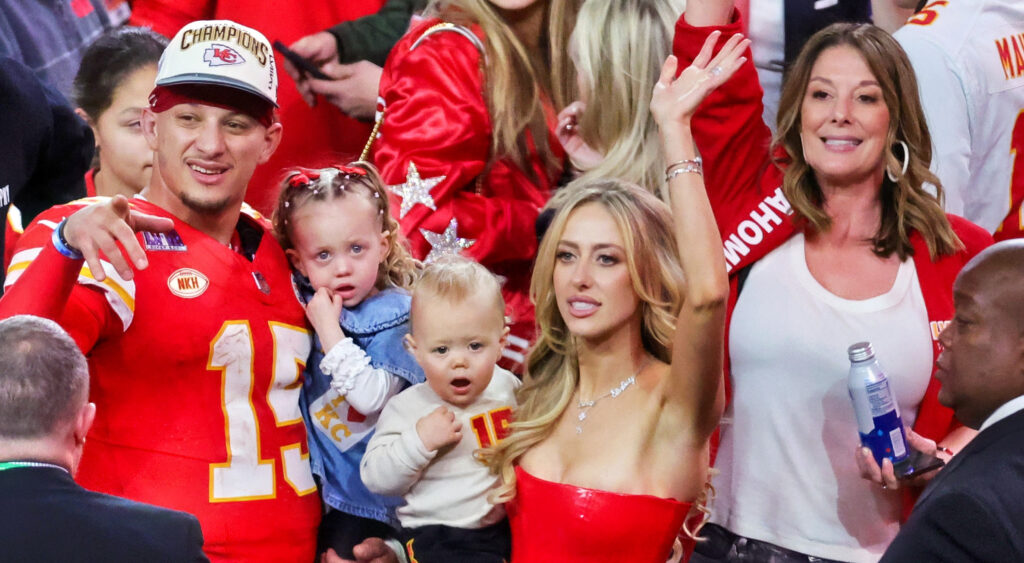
[388,162,444,218]
[420,218,475,263]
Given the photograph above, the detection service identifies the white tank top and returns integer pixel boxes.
[712,233,932,562]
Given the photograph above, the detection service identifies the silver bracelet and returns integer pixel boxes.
[665,159,703,182]
[665,157,702,174]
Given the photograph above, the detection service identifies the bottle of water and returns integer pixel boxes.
[847,342,910,471]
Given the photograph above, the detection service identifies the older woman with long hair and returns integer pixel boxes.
[555,0,684,200]
[481,31,749,563]
[673,1,993,562]
[369,0,579,372]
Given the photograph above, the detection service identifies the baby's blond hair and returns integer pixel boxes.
[410,257,505,334]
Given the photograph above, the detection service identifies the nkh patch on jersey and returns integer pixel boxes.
[167,268,209,298]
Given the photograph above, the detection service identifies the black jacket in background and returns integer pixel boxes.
[0,56,91,289]
[0,465,208,562]
[783,0,871,64]
[328,0,429,67]
[881,408,1024,562]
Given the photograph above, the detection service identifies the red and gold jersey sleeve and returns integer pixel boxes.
[3,204,22,274]
[4,170,100,277]
[1,198,130,351]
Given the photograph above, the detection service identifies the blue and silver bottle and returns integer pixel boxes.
[847,341,910,470]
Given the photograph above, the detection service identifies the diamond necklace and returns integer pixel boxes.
[575,358,650,434]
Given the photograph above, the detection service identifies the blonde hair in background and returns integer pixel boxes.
[427,0,580,177]
[774,22,960,261]
[272,161,422,291]
[569,0,684,199]
[410,256,506,333]
[482,179,685,501]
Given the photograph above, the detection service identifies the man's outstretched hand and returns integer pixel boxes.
[63,195,175,281]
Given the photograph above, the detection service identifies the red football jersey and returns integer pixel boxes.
[3,198,320,562]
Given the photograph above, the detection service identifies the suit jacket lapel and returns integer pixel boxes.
[915,409,1024,506]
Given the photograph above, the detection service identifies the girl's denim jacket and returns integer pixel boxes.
[298,282,425,527]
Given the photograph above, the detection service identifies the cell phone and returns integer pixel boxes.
[272,40,329,80]
[897,448,946,480]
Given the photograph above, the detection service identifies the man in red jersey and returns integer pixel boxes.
[0,20,321,562]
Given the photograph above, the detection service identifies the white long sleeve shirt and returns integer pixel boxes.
[360,366,519,529]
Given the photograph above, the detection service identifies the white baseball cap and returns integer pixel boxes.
[155,20,278,107]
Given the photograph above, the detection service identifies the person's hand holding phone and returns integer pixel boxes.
[275,36,383,119]
[855,427,947,490]
[301,61,382,121]
[278,33,337,105]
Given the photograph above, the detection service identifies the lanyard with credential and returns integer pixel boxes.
[0,461,68,473]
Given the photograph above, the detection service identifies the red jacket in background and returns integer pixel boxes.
[372,19,565,370]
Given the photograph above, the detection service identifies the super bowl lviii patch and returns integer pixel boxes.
[143,230,187,252]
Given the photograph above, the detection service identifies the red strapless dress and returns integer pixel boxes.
[508,466,695,562]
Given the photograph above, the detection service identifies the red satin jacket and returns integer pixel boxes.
[372,18,565,369]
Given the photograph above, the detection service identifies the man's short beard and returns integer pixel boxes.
[178,191,236,215]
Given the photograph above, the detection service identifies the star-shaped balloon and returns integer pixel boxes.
[388,162,444,218]
[420,218,476,262]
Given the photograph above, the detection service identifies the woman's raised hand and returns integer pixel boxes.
[556,101,605,172]
[650,30,750,129]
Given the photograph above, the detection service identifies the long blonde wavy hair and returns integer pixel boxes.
[427,0,580,177]
[483,179,685,501]
[774,23,960,261]
[568,0,683,199]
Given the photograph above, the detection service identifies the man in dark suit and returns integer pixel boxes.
[0,315,208,562]
[882,240,1024,562]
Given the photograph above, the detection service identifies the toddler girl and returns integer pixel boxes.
[273,162,423,559]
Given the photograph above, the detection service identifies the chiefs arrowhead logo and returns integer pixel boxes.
[203,44,245,66]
